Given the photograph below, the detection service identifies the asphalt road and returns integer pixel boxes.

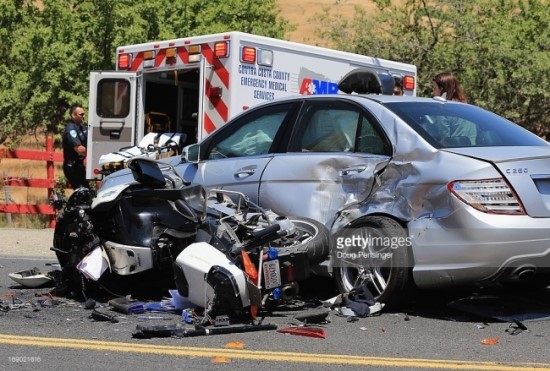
[2,228,550,370]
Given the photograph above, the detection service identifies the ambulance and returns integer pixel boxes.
[86,31,417,179]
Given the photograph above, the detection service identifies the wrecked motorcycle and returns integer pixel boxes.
[51,158,329,319]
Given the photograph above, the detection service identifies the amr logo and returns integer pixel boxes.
[299,78,339,95]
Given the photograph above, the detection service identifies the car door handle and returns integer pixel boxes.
[234,167,257,178]
[340,166,367,176]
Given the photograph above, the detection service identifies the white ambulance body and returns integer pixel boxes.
[86,31,417,179]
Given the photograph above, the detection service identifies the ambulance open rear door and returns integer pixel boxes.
[87,71,138,180]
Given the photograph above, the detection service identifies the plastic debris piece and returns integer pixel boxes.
[476,324,485,329]
[211,356,232,364]
[215,315,231,327]
[8,268,53,288]
[108,297,145,314]
[277,326,326,339]
[224,341,245,349]
[84,298,96,310]
[182,309,195,324]
[513,319,528,331]
[480,337,499,345]
[506,320,528,335]
[293,308,330,324]
[90,309,119,323]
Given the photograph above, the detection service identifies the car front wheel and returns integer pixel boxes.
[332,216,414,309]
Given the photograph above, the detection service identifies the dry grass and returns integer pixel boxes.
[277,0,373,45]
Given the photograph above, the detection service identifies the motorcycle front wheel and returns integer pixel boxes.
[273,216,330,265]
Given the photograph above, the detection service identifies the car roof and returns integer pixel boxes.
[256,93,459,106]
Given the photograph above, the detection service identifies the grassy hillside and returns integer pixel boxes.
[276,0,372,46]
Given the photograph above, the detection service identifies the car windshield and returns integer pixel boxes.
[384,102,549,149]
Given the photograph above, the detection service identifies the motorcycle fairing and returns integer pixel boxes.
[102,240,155,275]
[92,183,130,212]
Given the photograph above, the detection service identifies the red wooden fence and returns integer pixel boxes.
[0,135,63,227]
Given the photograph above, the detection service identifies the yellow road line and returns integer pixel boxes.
[1,334,549,370]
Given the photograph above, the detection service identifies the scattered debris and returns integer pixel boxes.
[8,268,54,288]
[323,282,384,319]
[293,308,330,325]
[277,326,326,339]
[132,323,277,339]
[90,309,119,323]
[506,320,528,335]
[447,295,550,322]
[480,337,499,345]
[84,298,96,310]
[108,296,145,314]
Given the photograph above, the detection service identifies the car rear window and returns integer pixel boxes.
[384,102,549,148]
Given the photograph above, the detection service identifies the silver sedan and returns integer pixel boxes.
[102,92,550,308]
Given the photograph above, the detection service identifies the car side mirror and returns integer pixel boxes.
[183,143,200,164]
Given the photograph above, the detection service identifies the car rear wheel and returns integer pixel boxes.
[333,216,413,309]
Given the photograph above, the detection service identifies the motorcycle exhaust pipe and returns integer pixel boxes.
[282,282,299,301]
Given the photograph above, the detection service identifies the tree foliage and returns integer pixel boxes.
[0,0,289,146]
[317,0,550,137]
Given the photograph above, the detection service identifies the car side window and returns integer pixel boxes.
[357,115,388,154]
[206,104,291,159]
[301,107,357,152]
[298,100,388,154]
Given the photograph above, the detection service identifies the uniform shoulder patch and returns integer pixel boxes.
[70,130,78,138]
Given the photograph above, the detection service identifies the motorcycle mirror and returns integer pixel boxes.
[127,158,166,188]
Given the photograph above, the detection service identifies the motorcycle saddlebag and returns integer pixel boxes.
[173,242,250,310]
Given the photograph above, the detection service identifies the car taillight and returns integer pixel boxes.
[448,178,525,215]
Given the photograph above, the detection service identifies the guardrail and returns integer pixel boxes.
[0,135,63,227]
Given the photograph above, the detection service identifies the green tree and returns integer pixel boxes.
[0,0,290,146]
[317,0,550,137]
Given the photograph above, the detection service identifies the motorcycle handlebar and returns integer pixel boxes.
[251,223,280,240]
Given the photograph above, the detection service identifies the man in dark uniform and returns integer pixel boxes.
[62,104,88,189]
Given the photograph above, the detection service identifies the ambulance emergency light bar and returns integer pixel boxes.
[116,41,274,70]
[403,75,415,91]
[240,46,273,67]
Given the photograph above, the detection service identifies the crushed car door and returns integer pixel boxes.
[190,102,297,203]
[258,99,392,227]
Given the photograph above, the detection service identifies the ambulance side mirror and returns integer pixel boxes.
[183,144,200,164]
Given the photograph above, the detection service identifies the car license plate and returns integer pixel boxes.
[263,259,281,289]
